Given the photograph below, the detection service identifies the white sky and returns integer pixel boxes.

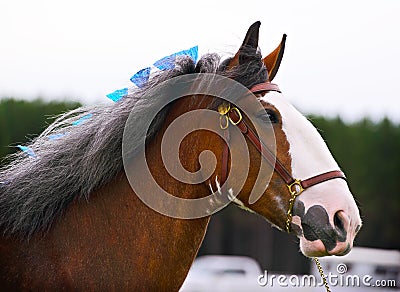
[1,0,399,122]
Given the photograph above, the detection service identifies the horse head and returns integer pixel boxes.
[197,21,362,258]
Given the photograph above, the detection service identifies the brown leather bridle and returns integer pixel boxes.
[218,81,346,233]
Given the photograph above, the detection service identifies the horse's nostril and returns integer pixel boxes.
[334,211,346,234]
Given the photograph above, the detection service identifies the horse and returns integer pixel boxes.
[0,21,361,291]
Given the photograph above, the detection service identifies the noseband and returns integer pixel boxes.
[217,81,346,233]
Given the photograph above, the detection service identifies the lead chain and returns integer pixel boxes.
[285,186,330,292]
[314,257,331,292]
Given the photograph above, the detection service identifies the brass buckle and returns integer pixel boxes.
[228,107,243,125]
[287,179,304,196]
[218,102,243,129]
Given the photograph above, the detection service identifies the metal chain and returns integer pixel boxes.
[285,179,305,232]
[286,188,331,292]
[285,193,299,232]
[314,257,331,292]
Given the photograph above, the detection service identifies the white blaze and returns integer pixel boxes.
[261,91,362,257]
[261,91,339,179]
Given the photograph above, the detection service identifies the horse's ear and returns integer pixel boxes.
[263,34,286,81]
[227,21,261,69]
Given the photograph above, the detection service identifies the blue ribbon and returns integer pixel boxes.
[72,114,93,126]
[174,46,198,65]
[153,54,176,71]
[153,46,198,71]
[107,45,198,102]
[130,67,151,88]
[106,88,128,103]
[17,145,36,158]
[47,133,66,140]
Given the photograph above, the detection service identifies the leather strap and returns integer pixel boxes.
[250,82,281,94]
[221,130,230,193]
[228,109,294,185]
[300,170,346,189]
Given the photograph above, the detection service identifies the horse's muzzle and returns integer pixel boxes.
[295,205,360,257]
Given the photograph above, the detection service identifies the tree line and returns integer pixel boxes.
[0,98,398,273]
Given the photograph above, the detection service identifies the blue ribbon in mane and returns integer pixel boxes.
[17,145,36,158]
[72,114,93,126]
[107,46,198,102]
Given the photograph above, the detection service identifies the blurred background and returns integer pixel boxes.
[1,0,399,289]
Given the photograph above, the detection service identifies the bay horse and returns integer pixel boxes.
[0,21,361,290]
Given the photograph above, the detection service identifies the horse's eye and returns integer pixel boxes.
[257,109,279,124]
